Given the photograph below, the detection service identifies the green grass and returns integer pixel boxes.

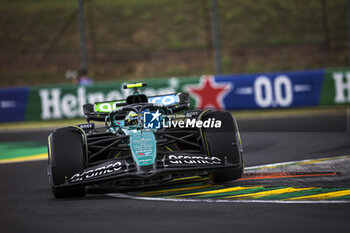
[0,0,347,86]
[1,0,346,51]
[0,142,47,159]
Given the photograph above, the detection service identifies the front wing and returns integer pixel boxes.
[54,154,241,189]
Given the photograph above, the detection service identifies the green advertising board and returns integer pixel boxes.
[320,68,350,106]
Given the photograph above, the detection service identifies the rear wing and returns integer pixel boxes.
[83,93,190,121]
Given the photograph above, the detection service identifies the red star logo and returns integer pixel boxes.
[187,75,231,110]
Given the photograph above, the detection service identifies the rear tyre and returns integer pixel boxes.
[200,111,244,183]
[48,126,87,198]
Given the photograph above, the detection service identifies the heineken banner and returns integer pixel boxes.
[26,78,200,121]
[0,68,349,122]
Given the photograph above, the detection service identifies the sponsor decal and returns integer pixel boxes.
[184,110,201,118]
[77,123,95,130]
[149,94,179,106]
[70,161,122,182]
[168,155,222,165]
[115,120,125,127]
[138,152,151,156]
[95,101,125,113]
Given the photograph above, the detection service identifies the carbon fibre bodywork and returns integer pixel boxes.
[48,84,243,195]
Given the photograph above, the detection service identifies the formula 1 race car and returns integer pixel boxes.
[48,83,244,198]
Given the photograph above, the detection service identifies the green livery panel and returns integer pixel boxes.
[129,131,157,167]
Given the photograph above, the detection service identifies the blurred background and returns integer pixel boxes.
[0,0,347,86]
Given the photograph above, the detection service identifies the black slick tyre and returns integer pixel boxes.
[48,126,87,198]
[200,111,244,183]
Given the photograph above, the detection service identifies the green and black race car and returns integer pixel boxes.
[47,83,244,198]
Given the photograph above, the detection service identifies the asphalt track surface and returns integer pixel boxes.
[1,113,350,233]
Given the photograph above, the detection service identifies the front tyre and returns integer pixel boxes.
[48,126,87,198]
[200,111,244,183]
